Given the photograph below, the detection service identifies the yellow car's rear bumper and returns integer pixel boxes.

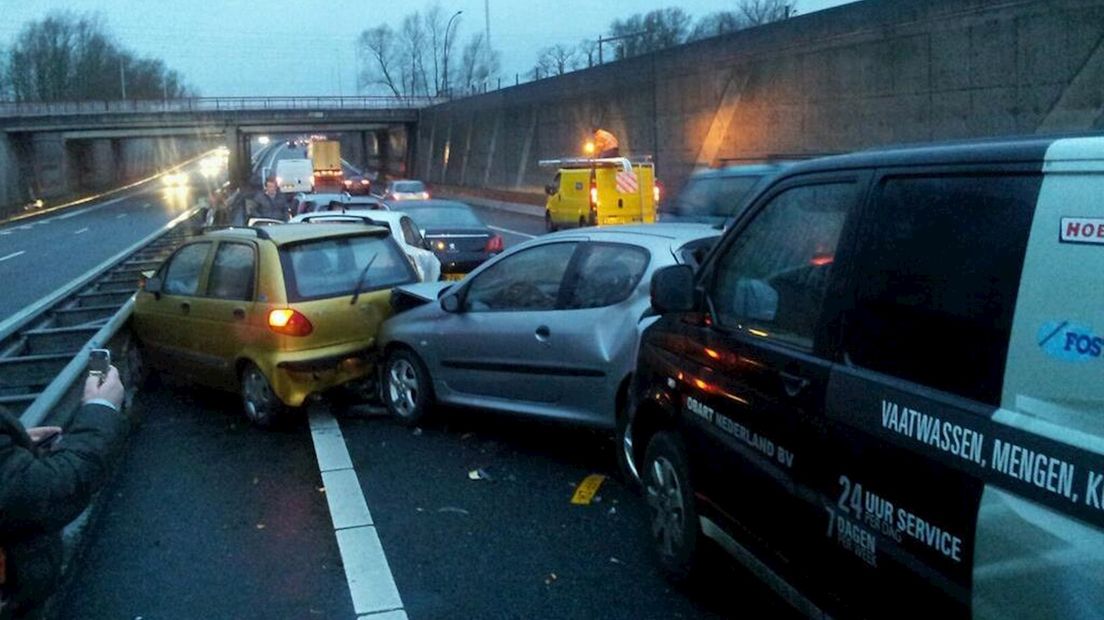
[255,342,377,407]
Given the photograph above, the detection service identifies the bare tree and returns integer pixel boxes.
[609,7,692,60]
[577,38,599,68]
[357,25,404,97]
[458,33,499,95]
[689,11,744,41]
[5,11,194,102]
[535,44,577,77]
[737,0,792,27]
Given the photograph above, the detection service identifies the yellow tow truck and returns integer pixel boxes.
[539,155,658,231]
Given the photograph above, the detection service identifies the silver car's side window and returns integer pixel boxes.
[710,183,855,349]
[564,244,649,309]
[464,242,578,312]
[163,242,211,297]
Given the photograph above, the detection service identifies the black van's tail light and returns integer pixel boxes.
[268,309,313,337]
[485,235,504,253]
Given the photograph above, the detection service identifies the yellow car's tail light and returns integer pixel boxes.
[268,308,313,337]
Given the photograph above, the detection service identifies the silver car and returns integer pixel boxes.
[377,224,721,428]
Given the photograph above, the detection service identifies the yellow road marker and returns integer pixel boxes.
[570,474,606,505]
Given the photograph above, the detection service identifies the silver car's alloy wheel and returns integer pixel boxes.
[645,456,685,559]
[387,358,420,419]
[242,365,278,427]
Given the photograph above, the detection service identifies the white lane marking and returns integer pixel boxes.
[488,225,536,239]
[308,409,405,617]
[358,610,409,619]
[55,195,130,220]
[18,225,32,230]
[322,469,374,530]
[142,203,152,209]
[74,227,89,235]
[116,213,128,219]
[0,231,12,236]
[0,250,26,262]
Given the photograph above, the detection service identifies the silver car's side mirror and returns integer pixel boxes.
[440,293,461,313]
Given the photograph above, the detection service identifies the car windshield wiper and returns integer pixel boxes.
[349,252,379,305]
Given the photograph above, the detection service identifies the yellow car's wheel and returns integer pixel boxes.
[240,362,283,428]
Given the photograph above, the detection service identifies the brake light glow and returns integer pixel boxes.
[268,309,313,337]
[590,186,598,207]
[653,185,661,203]
[810,255,834,266]
[485,235,504,253]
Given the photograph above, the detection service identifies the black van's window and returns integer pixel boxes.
[711,183,855,349]
[845,174,1040,405]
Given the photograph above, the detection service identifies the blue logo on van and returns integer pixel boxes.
[1038,321,1103,362]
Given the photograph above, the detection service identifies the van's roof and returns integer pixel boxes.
[786,134,1104,175]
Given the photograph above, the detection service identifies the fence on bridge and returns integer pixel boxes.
[0,96,442,118]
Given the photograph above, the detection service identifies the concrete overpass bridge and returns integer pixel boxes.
[0,97,435,209]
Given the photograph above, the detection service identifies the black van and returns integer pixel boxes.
[623,136,1104,618]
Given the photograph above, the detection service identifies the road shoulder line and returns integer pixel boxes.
[308,408,405,617]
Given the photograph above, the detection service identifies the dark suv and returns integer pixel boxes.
[624,136,1104,618]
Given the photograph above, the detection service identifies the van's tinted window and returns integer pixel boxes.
[668,175,761,217]
[711,182,855,349]
[845,174,1040,405]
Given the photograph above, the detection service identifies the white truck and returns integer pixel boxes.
[274,158,313,193]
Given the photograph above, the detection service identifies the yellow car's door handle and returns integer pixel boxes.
[233,308,246,320]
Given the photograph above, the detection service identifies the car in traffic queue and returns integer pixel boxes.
[541,156,657,231]
[343,173,373,195]
[392,199,503,280]
[290,192,386,216]
[377,179,430,201]
[623,135,1104,618]
[376,224,721,430]
[657,162,786,227]
[133,223,418,427]
[290,211,442,282]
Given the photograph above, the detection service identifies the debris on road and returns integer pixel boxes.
[412,427,423,436]
[460,432,475,440]
[255,523,266,530]
[544,572,558,585]
[437,506,470,516]
[468,468,493,481]
[610,556,622,564]
[607,506,617,515]
[570,474,606,505]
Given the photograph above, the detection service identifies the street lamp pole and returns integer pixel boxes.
[443,10,463,99]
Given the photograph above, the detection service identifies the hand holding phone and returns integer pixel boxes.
[89,349,111,386]
[28,426,62,450]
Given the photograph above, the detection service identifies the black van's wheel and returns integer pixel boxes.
[240,362,282,428]
[383,348,434,426]
[643,431,700,582]
[545,210,558,232]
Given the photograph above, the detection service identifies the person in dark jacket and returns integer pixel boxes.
[247,177,288,222]
[0,367,128,619]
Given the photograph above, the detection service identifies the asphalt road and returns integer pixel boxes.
[0,184,208,321]
[49,198,790,620]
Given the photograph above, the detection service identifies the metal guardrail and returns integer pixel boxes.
[0,207,202,427]
[0,96,442,118]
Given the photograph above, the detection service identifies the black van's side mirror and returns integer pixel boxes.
[145,276,163,300]
[651,265,695,313]
[440,292,462,313]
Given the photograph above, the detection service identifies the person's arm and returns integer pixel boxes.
[0,368,129,537]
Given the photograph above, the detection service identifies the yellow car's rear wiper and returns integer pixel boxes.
[350,252,379,305]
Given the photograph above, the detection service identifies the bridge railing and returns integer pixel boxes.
[0,96,441,117]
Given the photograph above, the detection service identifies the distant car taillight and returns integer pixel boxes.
[485,235,504,253]
[268,308,313,337]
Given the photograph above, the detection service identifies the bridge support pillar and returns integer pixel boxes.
[225,127,251,188]
[375,129,391,179]
[32,132,70,199]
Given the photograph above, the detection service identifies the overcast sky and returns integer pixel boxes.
[1,0,856,97]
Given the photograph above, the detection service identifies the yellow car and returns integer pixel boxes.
[542,158,657,231]
[134,223,418,426]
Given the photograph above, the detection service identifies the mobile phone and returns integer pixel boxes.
[89,349,111,383]
[32,430,62,450]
